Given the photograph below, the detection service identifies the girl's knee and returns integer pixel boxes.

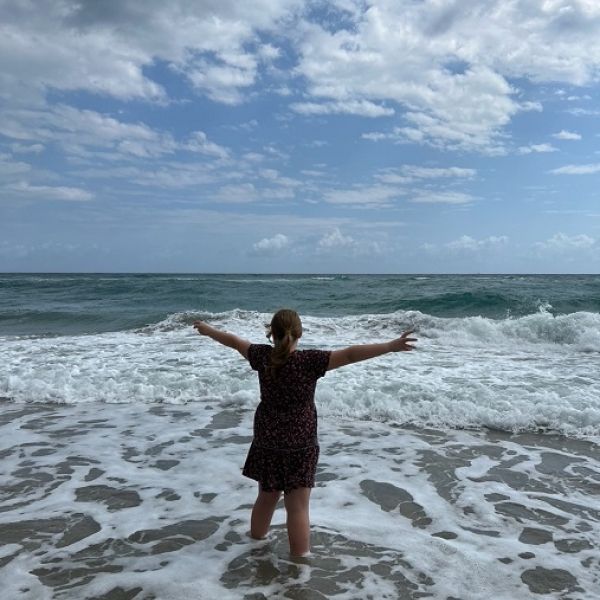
[284,487,311,512]
[258,489,281,504]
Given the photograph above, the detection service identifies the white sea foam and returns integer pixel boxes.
[1,403,598,599]
[1,309,599,437]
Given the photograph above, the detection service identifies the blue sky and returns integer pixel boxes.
[1,0,599,273]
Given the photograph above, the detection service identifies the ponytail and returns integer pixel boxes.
[266,309,302,378]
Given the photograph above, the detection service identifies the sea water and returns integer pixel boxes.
[1,273,599,599]
[1,273,599,437]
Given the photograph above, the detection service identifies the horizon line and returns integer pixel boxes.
[1,271,598,276]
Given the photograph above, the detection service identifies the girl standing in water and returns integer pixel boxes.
[193,309,416,557]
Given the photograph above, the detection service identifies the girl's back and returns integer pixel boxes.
[248,344,330,407]
[247,344,330,450]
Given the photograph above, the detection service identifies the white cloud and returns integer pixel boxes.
[536,233,596,252]
[291,100,394,118]
[376,165,475,185]
[0,0,302,106]
[517,143,558,155]
[11,143,45,154]
[242,152,266,163]
[551,163,600,175]
[0,105,231,167]
[322,185,403,208]
[374,172,414,185]
[258,168,301,188]
[184,131,229,159]
[295,1,600,152]
[361,132,388,141]
[76,161,222,190]
[410,191,474,205]
[3,0,600,157]
[0,154,32,176]
[0,241,30,259]
[187,60,258,105]
[224,120,259,132]
[257,43,281,61]
[314,227,383,257]
[566,107,600,116]
[552,130,582,140]
[251,233,290,255]
[260,187,296,200]
[9,181,93,201]
[446,235,508,251]
[318,228,355,250]
[401,165,476,180]
[300,169,326,177]
[214,183,257,203]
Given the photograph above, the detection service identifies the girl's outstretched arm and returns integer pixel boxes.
[327,331,416,371]
[193,320,251,359]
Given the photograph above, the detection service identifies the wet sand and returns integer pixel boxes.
[0,400,598,599]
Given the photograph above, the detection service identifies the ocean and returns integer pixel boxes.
[1,273,599,599]
[1,273,599,435]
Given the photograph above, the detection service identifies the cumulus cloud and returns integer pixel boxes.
[295,1,600,152]
[315,227,383,257]
[552,130,582,140]
[550,163,600,175]
[535,233,596,252]
[517,143,558,155]
[318,228,355,250]
[186,60,258,105]
[3,0,600,157]
[445,235,508,252]
[0,0,300,106]
[291,100,394,118]
[251,233,290,255]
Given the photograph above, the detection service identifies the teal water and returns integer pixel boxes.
[1,273,599,435]
[1,273,599,337]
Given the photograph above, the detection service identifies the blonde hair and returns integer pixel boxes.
[266,309,302,377]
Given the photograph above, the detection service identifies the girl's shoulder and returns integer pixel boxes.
[247,343,272,370]
[296,348,331,378]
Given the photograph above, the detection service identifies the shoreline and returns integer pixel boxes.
[1,401,598,599]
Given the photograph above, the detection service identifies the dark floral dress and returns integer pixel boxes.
[242,344,331,493]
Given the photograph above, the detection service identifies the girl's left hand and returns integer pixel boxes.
[389,330,417,352]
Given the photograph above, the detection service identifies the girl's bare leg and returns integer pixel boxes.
[250,487,281,539]
[284,487,312,556]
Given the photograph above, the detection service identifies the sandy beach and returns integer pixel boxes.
[1,399,598,599]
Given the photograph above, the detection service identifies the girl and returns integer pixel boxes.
[193,309,416,557]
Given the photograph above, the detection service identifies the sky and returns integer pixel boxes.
[1,0,600,274]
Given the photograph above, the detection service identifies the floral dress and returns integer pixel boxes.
[242,344,331,493]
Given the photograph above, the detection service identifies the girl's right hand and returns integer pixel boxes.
[389,331,417,352]
[193,320,210,336]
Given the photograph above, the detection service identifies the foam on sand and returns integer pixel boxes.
[0,400,598,599]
